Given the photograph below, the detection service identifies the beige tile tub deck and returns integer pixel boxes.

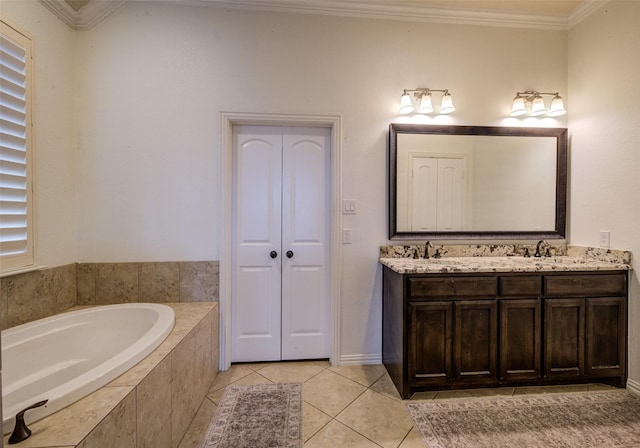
[2,302,219,448]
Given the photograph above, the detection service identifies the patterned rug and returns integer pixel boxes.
[200,383,302,448]
[406,390,640,448]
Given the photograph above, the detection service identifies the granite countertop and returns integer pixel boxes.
[379,256,632,274]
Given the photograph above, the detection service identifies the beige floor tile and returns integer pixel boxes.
[240,361,274,371]
[369,373,403,402]
[258,361,327,383]
[208,364,254,392]
[398,428,424,448]
[303,402,332,442]
[434,387,515,399]
[336,389,413,448]
[177,398,217,448]
[207,372,274,404]
[303,420,381,448]
[303,370,367,417]
[329,364,387,387]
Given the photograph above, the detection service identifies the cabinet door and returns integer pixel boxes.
[408,301,453,386]
[454,300,498,384]
[500,299,541,382]
[544,298,585,379]
[586,297,626,379]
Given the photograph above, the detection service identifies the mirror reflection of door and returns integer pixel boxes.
[408,155,467,231]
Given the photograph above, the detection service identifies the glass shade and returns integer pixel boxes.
[547,95,567,117]
[510,96,527,117]
[439,93,455,114]
[417,93,433,114]
[529,96,547,116]
[399,92,414,114]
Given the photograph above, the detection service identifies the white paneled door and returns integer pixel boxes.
[232,125,330,362]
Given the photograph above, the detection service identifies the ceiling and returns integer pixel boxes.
[52,0,603,30]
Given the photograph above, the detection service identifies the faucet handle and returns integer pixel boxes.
[423,241,434,259]
[9,400,48,444]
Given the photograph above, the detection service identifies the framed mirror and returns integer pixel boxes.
[389,124,567,240]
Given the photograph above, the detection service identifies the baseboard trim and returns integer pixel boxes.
[627,378,640,397]
[338,354,382,366]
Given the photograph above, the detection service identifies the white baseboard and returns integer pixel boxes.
[627,378,640,396]
[338,354,382,366]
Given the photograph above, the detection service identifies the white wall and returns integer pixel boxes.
[473,136,556,231]
[3,1,568,361]
[1,1,77,268]
[74,2,567,360]
[568,0,640,386]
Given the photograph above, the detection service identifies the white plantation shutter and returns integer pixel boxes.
[0,21,33,272]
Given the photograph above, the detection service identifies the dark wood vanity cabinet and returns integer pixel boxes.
[382,267,627,399]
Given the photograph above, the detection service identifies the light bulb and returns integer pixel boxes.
[439,92,455,114]
[417,93,433,114]
[399,92,414,114]
[510,96,527,117]
[547,95,566,117]
[529,96,547,116]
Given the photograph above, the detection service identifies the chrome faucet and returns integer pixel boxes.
[534,240,549,258]
[423,241,434,259]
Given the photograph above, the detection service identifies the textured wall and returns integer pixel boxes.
[0,261,219,329]
[568,0,640,389]
[0,1,78,268]
[73,2,567,361]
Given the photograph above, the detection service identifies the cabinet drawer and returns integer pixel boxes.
[408,277,497,298]
[500,276,542,296]
[544,274,626,296]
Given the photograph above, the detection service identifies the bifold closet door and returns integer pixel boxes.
[231,125,330,362]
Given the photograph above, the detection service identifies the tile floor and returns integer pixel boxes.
[177,360,615,448]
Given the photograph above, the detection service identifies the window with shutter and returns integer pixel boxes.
[0,20,33,273]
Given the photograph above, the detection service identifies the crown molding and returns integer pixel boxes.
[37,0,608,31]
[155,0,569,30]
[568,0,610,28]
[38,0,127,30]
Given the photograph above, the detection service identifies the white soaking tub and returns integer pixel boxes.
[1,303,175,434]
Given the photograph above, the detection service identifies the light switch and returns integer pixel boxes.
[342,199,356,215]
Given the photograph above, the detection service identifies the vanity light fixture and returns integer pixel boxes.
[510,91,566,117]
[399,88,455,115]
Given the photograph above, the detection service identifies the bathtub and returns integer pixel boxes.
[1,303,175,435]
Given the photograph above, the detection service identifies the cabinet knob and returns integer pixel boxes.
[286,250,294,258]
[270,251,278,259]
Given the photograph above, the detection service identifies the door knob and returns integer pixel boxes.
[286,250,294,258]
[270,251,278,259]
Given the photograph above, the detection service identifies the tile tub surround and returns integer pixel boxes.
[1,261,219,330]
[0,263,77,330]
[77,261,219,306]
[2,302,219,448]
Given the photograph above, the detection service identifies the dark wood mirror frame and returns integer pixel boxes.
[389,124,567,240]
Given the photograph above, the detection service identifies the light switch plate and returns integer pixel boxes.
[342,199,356,215]
[342,228,352,244]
